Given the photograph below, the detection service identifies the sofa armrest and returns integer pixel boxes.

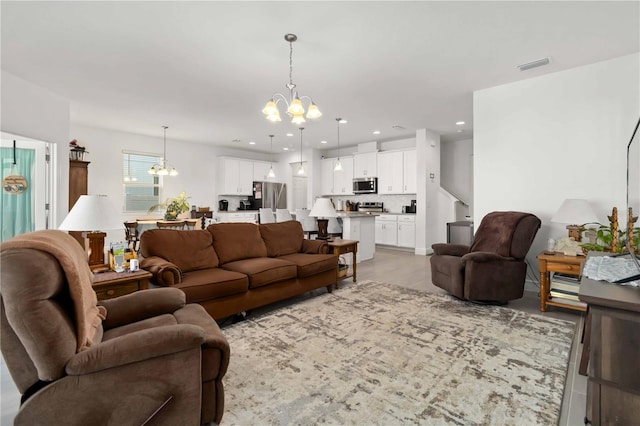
[140,256,182,286]
[98,288,186,330]
[461,251,514,263]
[302,239,329,254]
[66,324,205,375]
[432,243,470,257]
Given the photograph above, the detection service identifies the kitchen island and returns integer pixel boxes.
[335,212,377,264]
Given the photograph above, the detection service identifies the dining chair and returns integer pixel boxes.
[259,208,276,224]
[123,221,140,252]
[295,209,318,239]
[327,217,343,239]
[184,219,199,230]
[276,209,293,222]
[156,220,186,230]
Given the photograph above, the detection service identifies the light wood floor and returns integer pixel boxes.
[0,248,587,425]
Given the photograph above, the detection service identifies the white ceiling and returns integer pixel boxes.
[2,1,638,153]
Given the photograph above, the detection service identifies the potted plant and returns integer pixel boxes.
[580,207,640,253]
[149,192,190,221]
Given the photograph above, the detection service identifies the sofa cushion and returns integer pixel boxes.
[259,221,304,257]
[207,223,267,264]
[221,258,297,289]
[277,253,338,278]
[141,229,219,272]
[176,268,249,303]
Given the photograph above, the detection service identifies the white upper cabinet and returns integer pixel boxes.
[403,149,417,194]
[377,151,404,194]
[253,161,274,182]
[321,156,354,195]
[218,157,254,195]
[353,152,378,178]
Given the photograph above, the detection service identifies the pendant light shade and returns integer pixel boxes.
[267,134,276,178]
[297,127,305,175]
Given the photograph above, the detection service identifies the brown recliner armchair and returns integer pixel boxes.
[0,230,230,425]
[431,211,541,303]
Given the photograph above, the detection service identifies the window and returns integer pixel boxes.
[122,152,160,212]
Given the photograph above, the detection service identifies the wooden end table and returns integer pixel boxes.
[327,239,358,289]
[537,251,587,312]
[93,269,152,301]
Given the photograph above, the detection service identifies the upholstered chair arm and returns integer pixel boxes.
[461,251,514,263]
[302,239,330,254]
[432,243,470,257]
[98,288,186,330]
[140,256,182,286]
[66,324,205,375]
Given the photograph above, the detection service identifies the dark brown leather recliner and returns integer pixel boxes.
[431,211,541,303]
[0,230,230,425]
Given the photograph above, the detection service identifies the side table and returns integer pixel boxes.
[93,269,152,301]
[327,239,358,289]
[537,252,587,312]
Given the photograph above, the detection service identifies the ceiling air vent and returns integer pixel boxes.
[517,57,550,71]
[391,125,406,130]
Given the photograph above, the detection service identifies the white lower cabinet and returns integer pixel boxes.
[214,212,258,223]
[375,214,415,248]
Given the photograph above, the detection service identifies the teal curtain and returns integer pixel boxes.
[1,147,35,241]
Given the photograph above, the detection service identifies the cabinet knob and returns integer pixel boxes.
[107,290,115,296]
[567,265,574,270]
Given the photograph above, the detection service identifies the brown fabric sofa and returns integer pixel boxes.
[140,220,338,319]
[0,230,230,426]
[430,211,541,303]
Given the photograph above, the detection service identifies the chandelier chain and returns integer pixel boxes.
[289,41,294,86]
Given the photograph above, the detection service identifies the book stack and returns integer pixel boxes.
[550,272,585,306]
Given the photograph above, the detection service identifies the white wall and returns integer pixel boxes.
[474,53,640,279]
[1,70,71,226]
[415,129,441,255]
[441,138,473,206]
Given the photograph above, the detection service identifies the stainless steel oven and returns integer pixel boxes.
[353,177,377,194]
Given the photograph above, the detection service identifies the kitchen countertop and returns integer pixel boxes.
[335,212,380,218]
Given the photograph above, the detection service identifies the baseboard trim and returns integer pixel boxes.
[415,247,432,256]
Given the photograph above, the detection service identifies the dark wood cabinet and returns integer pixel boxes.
[69,160,90,246]
[579,257,640,425]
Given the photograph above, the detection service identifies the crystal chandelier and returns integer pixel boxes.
[262,34,322,125]
[148,126,178,176]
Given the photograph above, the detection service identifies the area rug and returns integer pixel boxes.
[221,281,576,425]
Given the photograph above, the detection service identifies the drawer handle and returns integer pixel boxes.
[567,266,573,270]
[106,290,115,296]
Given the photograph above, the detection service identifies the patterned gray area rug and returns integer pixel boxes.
[221,281,576,425]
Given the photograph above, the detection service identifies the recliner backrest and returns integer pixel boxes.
[470,211,541,260]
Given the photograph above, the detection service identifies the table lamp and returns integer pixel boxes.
[59,195,124,270]
[308,198,337,240]
[551,199,599,242]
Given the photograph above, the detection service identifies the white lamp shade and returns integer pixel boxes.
[551,199,599,225]
[59,195,124,231]
[308,198,337,218]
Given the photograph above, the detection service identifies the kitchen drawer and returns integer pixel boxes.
[547,261,582,275]
[376,214,397,222]
[398,215,415,223]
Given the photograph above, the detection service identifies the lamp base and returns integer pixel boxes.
[316,218,329,240]
[84,231,107,269]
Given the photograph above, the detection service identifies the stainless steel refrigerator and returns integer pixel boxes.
[252,182,286,209]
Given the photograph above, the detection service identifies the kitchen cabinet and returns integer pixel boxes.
[321,156,354,195]
[377,151,403,194]
[353,152,377,178]
[403,149,417,194]
[375,214,398,245]
[219,157,253,195]
[397,215,416,248]
[253,161,275,182]
[214,212,258,223]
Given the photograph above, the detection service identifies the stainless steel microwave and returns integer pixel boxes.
[353,177,378,194]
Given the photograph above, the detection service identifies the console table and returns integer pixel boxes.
[579,263,640,425]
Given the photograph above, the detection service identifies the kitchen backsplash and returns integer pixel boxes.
[329,194,415,213]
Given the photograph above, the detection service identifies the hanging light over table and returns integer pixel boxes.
[267,134,276,178]
[334,118,344,172]
[148,126,178,176]
[297,127,305,175]
[262,34,322,125]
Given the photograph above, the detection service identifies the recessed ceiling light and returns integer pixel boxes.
[249,141,256,145]
[283,147,289,151]
[286,133,294,137]
[456,121,465,126]
[339,119,347,124]
[373,130,381,135]
[321,140,327,144]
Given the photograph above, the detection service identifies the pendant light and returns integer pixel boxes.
[297,127,305,175]
[148,126,178,176]
[334,118,343,171]
[267,134,276,178]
